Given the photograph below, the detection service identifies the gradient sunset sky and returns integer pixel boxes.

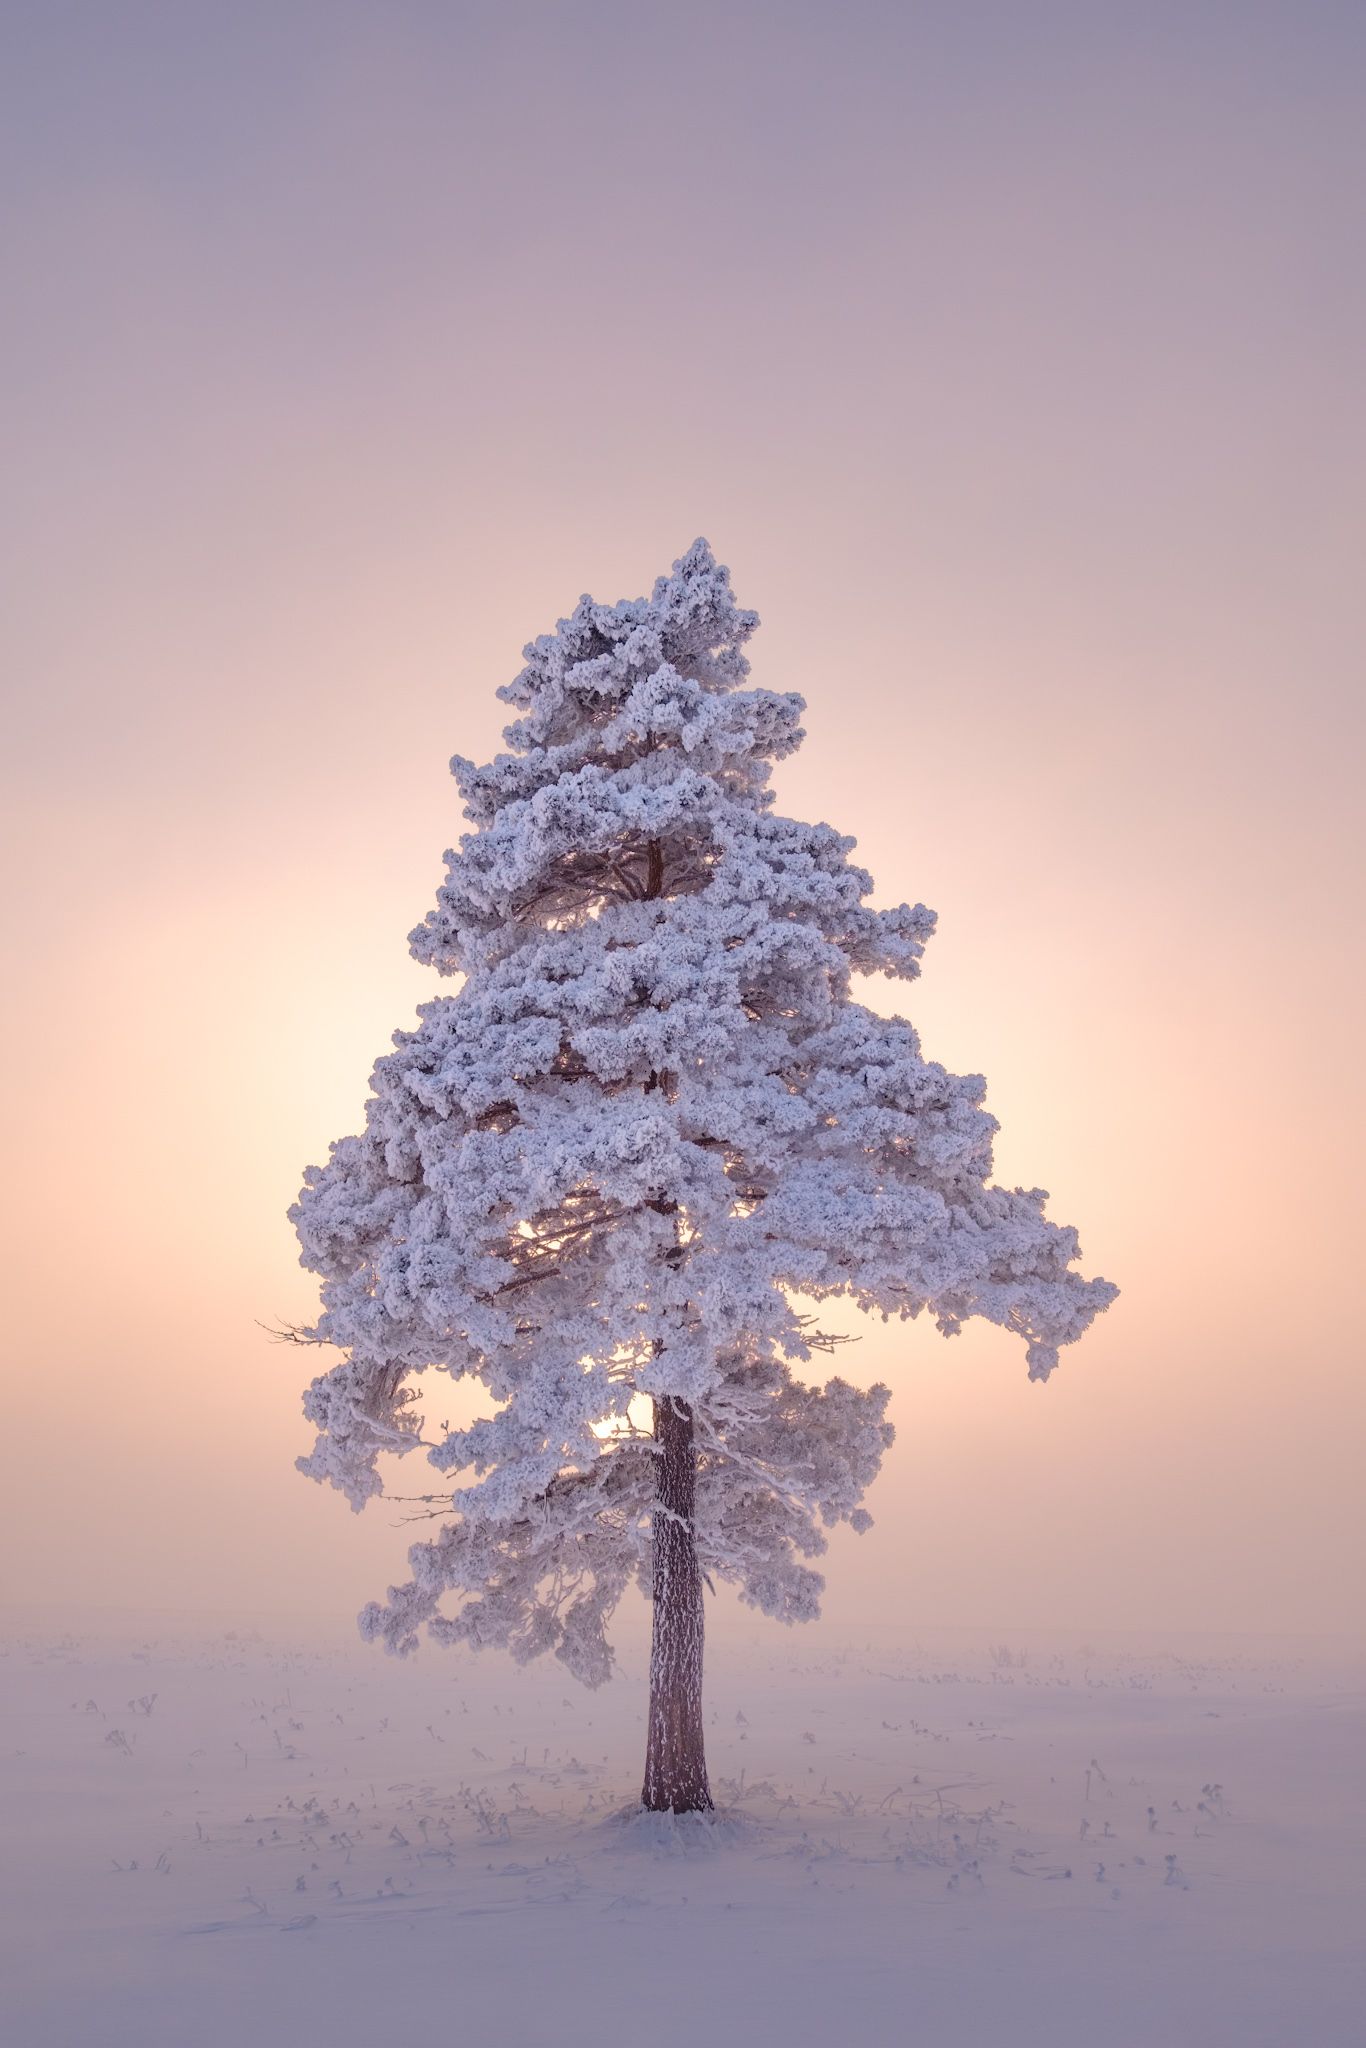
[3,1,1363,1641]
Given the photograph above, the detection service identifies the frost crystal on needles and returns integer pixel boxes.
[290,540,1115,1805]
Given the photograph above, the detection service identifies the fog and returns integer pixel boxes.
[3,0,1363,1650]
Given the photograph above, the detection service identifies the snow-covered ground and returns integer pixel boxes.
[3,1615,1361,2047]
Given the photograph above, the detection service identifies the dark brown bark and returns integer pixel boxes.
[641,1394,712,1812]
[639,833,711,1812]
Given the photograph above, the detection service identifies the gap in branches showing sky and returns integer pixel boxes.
[2,0,1362,1641]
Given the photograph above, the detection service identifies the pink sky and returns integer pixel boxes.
[3,3,1363,1641]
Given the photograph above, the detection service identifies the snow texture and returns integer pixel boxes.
[4,1619,1361,2048]
[291,542,1116,1682]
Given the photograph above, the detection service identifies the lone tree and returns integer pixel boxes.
[291,541,1116,1813]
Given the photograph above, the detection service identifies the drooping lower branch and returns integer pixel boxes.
[641,1394,712,1813]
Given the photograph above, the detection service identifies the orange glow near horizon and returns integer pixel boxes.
[2,5,1362,1648]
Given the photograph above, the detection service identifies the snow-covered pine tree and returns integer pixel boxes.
[291,541,1116,1812]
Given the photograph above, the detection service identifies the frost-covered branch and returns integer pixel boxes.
[290,539,1116,1683]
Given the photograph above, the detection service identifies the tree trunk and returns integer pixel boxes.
[641,1395,712,1812]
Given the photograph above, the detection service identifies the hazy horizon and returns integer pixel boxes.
[3,1,1363,1651]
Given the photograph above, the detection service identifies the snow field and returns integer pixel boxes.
[4,1621,1360,2047]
